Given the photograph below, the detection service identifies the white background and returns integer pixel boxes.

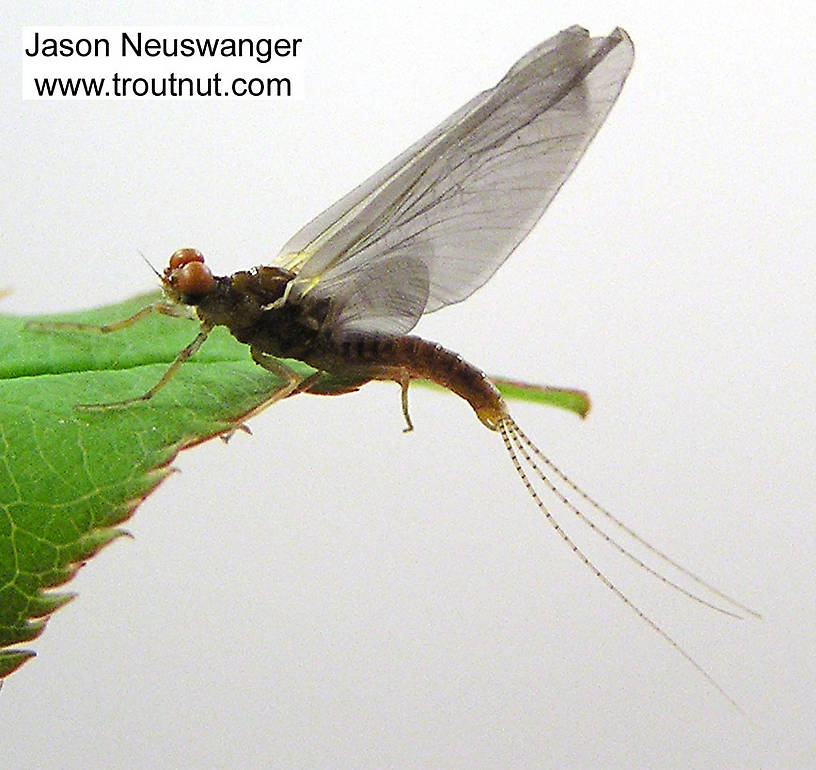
[2,2,814,768]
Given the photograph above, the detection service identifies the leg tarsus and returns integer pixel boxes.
[26,300,194,335]
[220,423,252,443]
[400,375,414,433]
[217,349,321,440]
[75,322,213,410]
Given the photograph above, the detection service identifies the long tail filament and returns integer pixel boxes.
[497,414,754,712]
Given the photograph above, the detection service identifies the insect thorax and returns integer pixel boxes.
[193,266,329,360]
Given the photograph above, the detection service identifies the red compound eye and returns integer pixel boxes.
[175,260,214,296]
[168,248,205,271]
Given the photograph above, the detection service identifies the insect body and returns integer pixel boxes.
[139,24,639,433]
[162,247,506,432]
[34,26,758,707]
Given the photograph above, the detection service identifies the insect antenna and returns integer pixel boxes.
[497,415,745,712]
[139,252,164,282]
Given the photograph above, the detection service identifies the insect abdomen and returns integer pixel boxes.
[334,334,508,430]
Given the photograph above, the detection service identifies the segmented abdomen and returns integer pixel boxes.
[328,333,508,429]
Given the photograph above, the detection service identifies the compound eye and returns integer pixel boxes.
[168,248,205,271]
[175,261,214,296]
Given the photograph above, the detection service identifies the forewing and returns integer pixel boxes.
[275,26,634,319]
[322,255,430,336]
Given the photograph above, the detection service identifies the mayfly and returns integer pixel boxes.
[34,27,757,706]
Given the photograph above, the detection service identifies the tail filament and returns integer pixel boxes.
[497,414,754,712]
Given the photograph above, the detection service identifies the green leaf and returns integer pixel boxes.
[0,291,588,678]
[0,292,312,678]
[414,376,591,419]
[492,378,590,419]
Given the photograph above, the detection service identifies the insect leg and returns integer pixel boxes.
[399,373,414,433]
[218,348,323,439]
[26,300,197,334]
[77,322,213,410]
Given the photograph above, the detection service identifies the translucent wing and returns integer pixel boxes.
[275,26,634,333]
[323,255,430,336]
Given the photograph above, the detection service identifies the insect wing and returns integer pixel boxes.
[274,26,634,334]
[324,255,430,336]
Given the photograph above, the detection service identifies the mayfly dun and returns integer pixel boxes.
[33,27,758,706]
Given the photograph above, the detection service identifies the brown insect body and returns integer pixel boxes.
[166,249,507,430]
[323,334,507,430]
